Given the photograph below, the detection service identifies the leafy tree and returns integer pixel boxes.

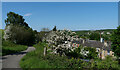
[89,32,100,41]
[4,24,35,45]
[35,31,49,43]
[4,12,35,45]
[53,26,57,31]
[5,12,29,28]
[111,26,120,64]
[41,28,50,32]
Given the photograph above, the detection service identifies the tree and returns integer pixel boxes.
[41,28,50,32]
[5,12,29,28]
[4,24,35,45]
[4,12,35,45]
[52,26,57,31]
[35,31,49,43]
[89,32,100,41]
[111,26,120,64]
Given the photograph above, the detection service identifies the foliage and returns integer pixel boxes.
[5,12,29,28]
[20,42,84,69]
[2,41,27,56]
[4,24,35,45]
[4,12,36,45]
[83,47,98,59]
[75,30,90,39]
[89,32,100,41]
[91,56,120,70]
[41,28,50,32]
[52,26,57,31]
[111,25,120,58]
[20,42,120,69]
[66,46,98,59]
[45,29,78,56]
[75,29,113,41]
[35,31,49,43]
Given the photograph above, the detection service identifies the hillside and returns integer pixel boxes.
[73,29,115,41]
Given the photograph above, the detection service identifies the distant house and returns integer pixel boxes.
[107,32,111,34]
[72,39,114,59]
[101,32,104,34]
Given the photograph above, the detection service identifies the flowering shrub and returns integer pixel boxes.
[44,29,98,59]
[45,29,77,55]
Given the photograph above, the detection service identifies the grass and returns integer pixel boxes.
[20,42,120,69]
[20,42,84,69]
[20,42,52,69]
[2,41,27,56]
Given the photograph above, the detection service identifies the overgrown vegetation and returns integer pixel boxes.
[66,46,98,59]
[20,42,84,69]
[111,25,120,64]
[20,42,120,69]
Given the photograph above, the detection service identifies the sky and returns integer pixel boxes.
[2,2,118,31]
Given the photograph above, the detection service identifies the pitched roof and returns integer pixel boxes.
[72,39,112,51]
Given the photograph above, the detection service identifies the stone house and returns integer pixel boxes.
[72,39,114,59]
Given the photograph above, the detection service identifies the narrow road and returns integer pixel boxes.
[1,46,35,69]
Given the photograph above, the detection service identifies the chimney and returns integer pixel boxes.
[100,38,104,43]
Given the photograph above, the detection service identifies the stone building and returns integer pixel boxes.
[72,39,114,59]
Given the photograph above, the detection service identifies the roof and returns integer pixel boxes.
[72,39,112,51]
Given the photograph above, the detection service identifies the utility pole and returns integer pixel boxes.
[100,31,101,41]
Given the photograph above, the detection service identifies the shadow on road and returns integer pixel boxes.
[10,52,27,55]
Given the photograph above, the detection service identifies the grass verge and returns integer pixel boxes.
[2,41,27,56]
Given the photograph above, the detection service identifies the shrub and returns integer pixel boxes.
[4,24,35,45]
[20,42,84,69]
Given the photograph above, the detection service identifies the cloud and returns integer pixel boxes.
[24,13,32,16]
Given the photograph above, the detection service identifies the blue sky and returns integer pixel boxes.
[2,2,118,31]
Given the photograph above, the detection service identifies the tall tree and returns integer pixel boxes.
[111,26,120,64]
[53,26,57,31]
[5,12,29,28]
[4,12,35,45]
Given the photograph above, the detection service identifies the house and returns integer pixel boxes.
[101,32,104,34]
[107,32,111,34]
[72,39,114,59]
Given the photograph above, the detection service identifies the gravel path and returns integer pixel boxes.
[1,46,35,69]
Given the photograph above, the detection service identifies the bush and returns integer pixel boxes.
[20,42,120,69]
[83,47,98,59]
[92,56,120,69]
[20,42,84,69]
[4,24,35,45]
[66,46,98,59]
